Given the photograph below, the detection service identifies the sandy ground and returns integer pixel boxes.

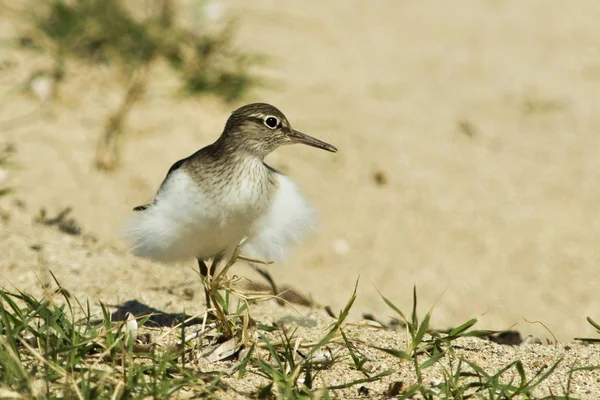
[2,0,600,396]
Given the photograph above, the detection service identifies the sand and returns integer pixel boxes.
[2,0,600,397]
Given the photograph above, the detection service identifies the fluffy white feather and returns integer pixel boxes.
[123,168,316,265]
[125,169,234,262]
[243,173,317,264]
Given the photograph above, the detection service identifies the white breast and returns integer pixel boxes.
[124,167,317,266]
[242,173,317,264]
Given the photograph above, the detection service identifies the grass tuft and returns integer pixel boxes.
[371,286,575,398]
[1,273,597,398]
[0,284,221,398]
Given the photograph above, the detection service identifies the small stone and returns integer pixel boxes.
[387,381,404,397]
[183,287,195,300]
[457,119,478,138]
[430,377,443,387]
[31,75,53,102]
[204,1,225,21]
[124,312,138,346]
[372,170,388,186]
[358,386,369,396]
[332,238,350,255]
[520,335,543,346]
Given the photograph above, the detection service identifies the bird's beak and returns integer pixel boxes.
[288,129,338,152]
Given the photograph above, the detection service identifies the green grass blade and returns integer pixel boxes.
[447,318,478,338]
[374,346,411,361]
[340,329,370,377]
[327,370,394,390]
[378,292,408,323]
[420,350,444,369]
[587,317,600,332]
[411,286,418,331]
[413,311,431,348]
[308,280,358,357]
[522,358,563,394]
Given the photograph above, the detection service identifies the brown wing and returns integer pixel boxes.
[132,157,189,212]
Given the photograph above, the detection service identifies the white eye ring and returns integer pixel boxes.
[264,116,279,129]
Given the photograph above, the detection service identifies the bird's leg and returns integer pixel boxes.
[209,255,221,277]
[197,255,225,313]
[197,258,212,309]
[198,258,209,277]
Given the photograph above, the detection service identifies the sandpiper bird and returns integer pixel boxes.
[124,103,337,304]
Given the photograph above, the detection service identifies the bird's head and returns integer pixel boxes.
[219,103,337,159]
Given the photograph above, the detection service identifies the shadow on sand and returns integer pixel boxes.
[109,299,205,327]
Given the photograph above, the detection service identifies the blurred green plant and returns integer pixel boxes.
[36,1,157,65]
[18,0,261,170]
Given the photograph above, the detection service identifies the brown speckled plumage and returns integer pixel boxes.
[126,102,337,266]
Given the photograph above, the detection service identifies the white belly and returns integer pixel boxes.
[123,168,317,265]
[124,169,264,262]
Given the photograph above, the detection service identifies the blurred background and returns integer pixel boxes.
[1,0,599,341]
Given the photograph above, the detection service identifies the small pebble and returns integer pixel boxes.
[183,287,195,300]
[520,335,543,346]
[372,170,388,186]
[358,386,369,396]
[31,75,53,102]
[204,1,225,21]
[332,238,350,255]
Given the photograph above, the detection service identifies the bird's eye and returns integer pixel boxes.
[264,116,279,129]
